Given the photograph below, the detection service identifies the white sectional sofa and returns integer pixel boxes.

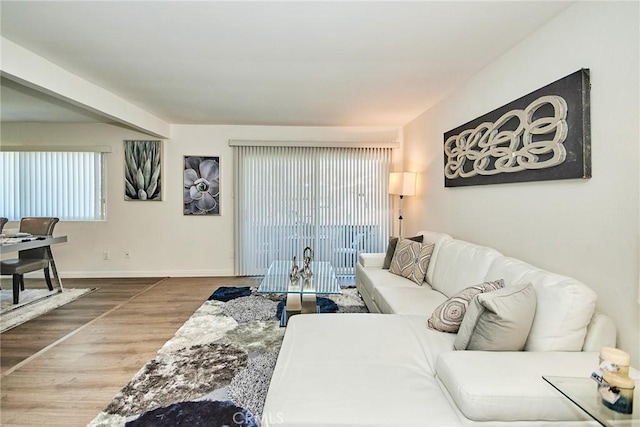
[262,230,622,426]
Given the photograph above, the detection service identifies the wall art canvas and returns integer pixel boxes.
[124,140,162,200]
[444,69,591,187]
[184,156,220,215]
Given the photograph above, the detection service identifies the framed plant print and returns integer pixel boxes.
[184,156,220,215]
[124,140,162,201]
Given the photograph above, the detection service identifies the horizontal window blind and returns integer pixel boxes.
[0,151,105,221]
[235,145,392,276]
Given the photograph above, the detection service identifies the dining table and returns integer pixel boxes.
[0,235,68,292]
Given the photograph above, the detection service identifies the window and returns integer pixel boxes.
[234,145,392,276]
[0,151,105,221]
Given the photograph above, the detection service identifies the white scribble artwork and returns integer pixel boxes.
[444,95,568,179]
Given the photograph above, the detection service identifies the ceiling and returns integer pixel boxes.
[0,1,573,127]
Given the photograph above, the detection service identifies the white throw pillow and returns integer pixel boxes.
[454,283,537,351]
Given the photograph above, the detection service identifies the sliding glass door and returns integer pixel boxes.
[234,146,392,276]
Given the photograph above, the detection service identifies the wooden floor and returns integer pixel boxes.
[0,276,259,427]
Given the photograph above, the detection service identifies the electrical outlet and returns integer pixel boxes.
[103,251,109,260]
[124,250,130,259]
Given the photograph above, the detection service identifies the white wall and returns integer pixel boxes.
[402,2,640,365]
[1,122,399,277]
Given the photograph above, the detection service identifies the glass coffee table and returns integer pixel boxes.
[258,260,342,326]
[543,376,639,426]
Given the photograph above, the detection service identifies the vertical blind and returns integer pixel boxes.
[0,151,105,221]
[234,145,392,276]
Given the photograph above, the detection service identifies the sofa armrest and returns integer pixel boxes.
[582,311,617,351]
[358,253,385,268]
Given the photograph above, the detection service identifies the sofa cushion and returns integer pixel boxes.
[382,235,423,269]
[430,239,502,297]
[427,279,504,333]
[359,267,422,295]
[263,314,460,427]
[389,240,435,285]
[454,283,537,351]
[485,257,597,351]
[376,286,447,315]
[436,351,598,422]
[415,230,453,285]
[356,263,425,313]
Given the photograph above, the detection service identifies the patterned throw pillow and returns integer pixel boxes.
[388,239,435,285]
[427,279,505,333]
[382,235,424,269]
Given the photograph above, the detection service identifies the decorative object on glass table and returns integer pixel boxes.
[600,371,634,414]
[302,247,314,279]
[289,255,299,284]
[591,347,634,414]
[592,347,631,383]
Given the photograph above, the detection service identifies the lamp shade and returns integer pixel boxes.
[389,172,416,196]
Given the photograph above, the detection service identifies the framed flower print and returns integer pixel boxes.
[184,156,220,215]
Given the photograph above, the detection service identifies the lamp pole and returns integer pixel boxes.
[389,171,416,239]
[398,194,404,238]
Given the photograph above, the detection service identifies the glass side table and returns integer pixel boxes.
[543,376,639,426]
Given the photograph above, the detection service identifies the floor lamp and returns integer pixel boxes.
[389,172,416,238]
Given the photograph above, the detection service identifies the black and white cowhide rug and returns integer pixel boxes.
[88,286,367,427]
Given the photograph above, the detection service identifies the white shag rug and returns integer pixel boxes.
[0,288,96,332]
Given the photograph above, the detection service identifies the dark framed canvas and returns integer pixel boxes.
[124,140,162,200]
[184,156,220,215]
[444,69,591,187]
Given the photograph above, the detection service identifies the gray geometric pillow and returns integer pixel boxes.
[427,279,505,333]
[389,239,435,285]
[454,283,537,351]
[382,235,424,269]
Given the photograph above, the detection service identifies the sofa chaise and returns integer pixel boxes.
[262,230,628,426]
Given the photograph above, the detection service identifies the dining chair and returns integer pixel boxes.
[0,217,8,233]
[1,217,60,304]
